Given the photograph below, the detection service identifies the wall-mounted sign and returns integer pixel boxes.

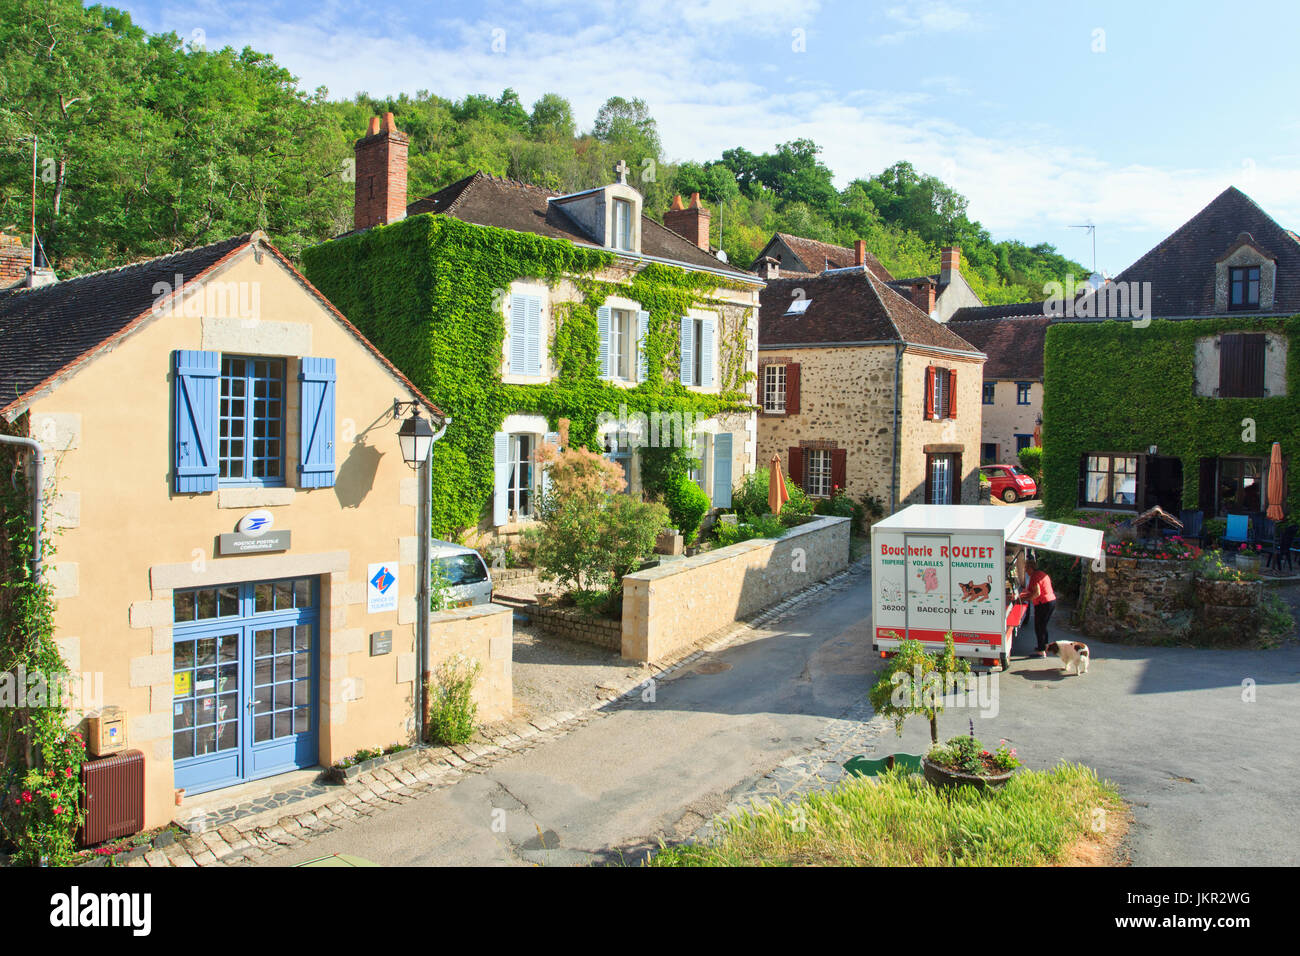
[367,563,399,614]
[370,630,393,656]
[237,509,275,536]
[218,531,291,555]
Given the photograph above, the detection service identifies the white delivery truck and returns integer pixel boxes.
[870,504,1104,669]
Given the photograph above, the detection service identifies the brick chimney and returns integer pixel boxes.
[353,112,410,232]
[854,240,867,267]
[663,193,711,251]
[940,246,961,285]
[909,277,937,316]
[0,234,30,285]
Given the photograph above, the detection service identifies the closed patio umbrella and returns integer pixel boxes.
[768,453,790,515]
[1266,442,1286,521]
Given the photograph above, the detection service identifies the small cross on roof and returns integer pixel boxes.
[614,159,629,185]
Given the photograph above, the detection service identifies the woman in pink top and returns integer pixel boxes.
[1025,560,1056,657]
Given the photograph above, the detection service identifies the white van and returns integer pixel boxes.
[430,539,494,608]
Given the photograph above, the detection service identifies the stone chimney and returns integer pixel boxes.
[854,240,867,267]
[663,192,711,251]
[354,112,410,232]
[909,277,937,316]
[0,233,31,285]
[940,246,961,285]
[755,255,780,280]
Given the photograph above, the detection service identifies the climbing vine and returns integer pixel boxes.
[303,214,758,535]
[0,414,85,865]
[1042,316,1300,517]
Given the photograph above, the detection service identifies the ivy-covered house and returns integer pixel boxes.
[1043,186,1300,520]
[303,114,762,539]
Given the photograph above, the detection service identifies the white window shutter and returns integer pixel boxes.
[540,430,560,502]
[712,432,733,508]
[492,432,510,526]
[597,306,612,380]
[525,295,543,376]
[679,316,693,386]
[701,319,715,388]
[636,310,649,383]
[509,295,527,374]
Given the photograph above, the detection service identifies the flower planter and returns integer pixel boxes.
[922,756,1015,792]
[1235,553,1262,576]
[1193,577,1262,608]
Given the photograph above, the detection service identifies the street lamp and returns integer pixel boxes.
[393,399,449,747]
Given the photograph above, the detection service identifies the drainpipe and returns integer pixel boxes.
[0,433,45,584]
[890,344,903,514]
[414,417,450,747]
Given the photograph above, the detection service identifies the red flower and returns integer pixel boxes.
[64,767,73,778]
[21,791,32,803]
[53,805,63,815]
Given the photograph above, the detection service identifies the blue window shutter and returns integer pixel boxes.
[540,430,560,502]
[701,319,715,388]
[679,316,694,386]
[509,295,528,374]
[493,432,510,525]
[597,306,612,380]
[525,295,543,375]
[712,432,733,508]
[636,310,649,383]
[173,350,220,494]
[298,357,336,488]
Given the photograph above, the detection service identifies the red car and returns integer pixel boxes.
[981,464,1037,503]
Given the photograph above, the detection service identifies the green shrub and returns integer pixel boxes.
[733,467,774,522]
[663,473,710,543]
[426,654,481,746]
[1018,446,1043,486]
[714,513,785,547]
[1032,551,1083,604]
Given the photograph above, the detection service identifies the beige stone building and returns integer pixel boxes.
[0,232,511,829]
[946,307,1050,464]
[756,267,985,512]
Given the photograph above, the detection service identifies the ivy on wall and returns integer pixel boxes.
[302,214,756,535]
[1041,316,1300,517]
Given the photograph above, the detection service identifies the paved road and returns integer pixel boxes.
[270,573,1300,867]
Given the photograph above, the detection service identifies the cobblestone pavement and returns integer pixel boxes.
[106,555,874,867]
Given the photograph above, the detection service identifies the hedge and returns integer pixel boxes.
[1041,316,1300,517]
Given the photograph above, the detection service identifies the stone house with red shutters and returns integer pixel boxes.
[755,266,985,513]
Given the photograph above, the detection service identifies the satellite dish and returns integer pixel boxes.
[1087,272,1105,291]
[716,249,728,263]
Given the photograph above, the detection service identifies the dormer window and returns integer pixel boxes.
[1229,266,1260,310]
[614,199,634,252]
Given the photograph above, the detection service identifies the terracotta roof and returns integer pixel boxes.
[406,171,755,279]
[945,315,1049,380]
[0,233,442,420]
[755,233,894,283]
[758,268,982,355]
[1102,186,1300,318]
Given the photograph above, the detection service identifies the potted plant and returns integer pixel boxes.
[923,723,1021,792]
[868,634,971,768]
[1235,542,1264,576]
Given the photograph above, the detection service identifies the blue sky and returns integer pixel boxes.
[122,0,1300,274]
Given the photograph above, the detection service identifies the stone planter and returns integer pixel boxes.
[1234,553,1263,576]
[922,756,1015,792]
[1194,577,1262,608]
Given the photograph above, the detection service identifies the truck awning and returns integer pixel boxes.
[1008,516,1103,561]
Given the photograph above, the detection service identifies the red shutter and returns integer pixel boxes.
[831,448,847,492]
[923,366,935,420]
[788,447,804,488]
[785,363,801,415]
[947,369,958,419]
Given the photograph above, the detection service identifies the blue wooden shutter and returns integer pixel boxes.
[712,432,733,508]
[701,319,716,388]
[492,432,510,525]
[298,357,336,488]
[636,310,649,383]
[173,349,220,494]
[510,294,528,374]
[679,316,694,386]
[525,295,543,375]
[597,306,612,380]
[540,430,560,503]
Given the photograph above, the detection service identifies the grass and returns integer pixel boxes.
[649,763,1127,867]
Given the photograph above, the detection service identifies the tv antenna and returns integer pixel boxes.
[1069,222,1096,274]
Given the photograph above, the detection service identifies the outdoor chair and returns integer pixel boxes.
[1267,524,1297,574]
[1252,513,1276,548]
[1221,513,1250,547]
[1169,509,1203,542]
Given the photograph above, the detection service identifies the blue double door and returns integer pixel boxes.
[172,578,319,795]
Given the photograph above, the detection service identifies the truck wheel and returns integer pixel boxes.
[1002,488,1018,503]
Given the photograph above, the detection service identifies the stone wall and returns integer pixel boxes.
[527,603,623,651]
[425,603,514,724]
[621,515,851,662]
[1079,557,1196,640]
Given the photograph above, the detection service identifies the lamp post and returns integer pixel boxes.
[394,400,448,746]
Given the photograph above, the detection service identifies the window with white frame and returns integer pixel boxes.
[689,432,708,491]
[608,307,636,381]
[613,199,634,252]
[603,431,633,492]
[805,448,833,498]
[219,355,285,485]
[507,433,537,518]
[762,364,786,413]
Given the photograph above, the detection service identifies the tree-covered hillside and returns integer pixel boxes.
[1,0,1083,300]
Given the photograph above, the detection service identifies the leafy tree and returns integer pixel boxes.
[592,96,660,156]
[529,93,575,139]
